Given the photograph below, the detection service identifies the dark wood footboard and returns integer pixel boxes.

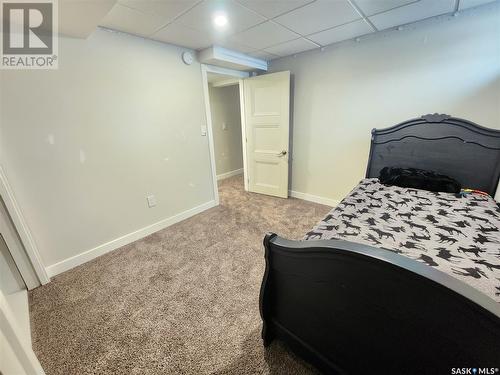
[259,233,500,375]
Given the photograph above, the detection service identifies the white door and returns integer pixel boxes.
[243,71,290,198]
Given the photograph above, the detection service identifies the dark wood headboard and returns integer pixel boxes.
[365,114,500,196]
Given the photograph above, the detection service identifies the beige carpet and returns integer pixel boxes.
[29,176,330,374]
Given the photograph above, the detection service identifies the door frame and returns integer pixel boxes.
[201,64,250,204]
[0,165,49,286]
[0,288,46,374]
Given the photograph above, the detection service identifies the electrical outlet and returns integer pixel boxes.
[147,195,157,208]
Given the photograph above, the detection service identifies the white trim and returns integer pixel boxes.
[201,64,221,206]
[45,200,216,277]
[201,64,250,197]
[0,289,46,374]
[0,203,40,290]
[217,168,243,181]
[289,190,339,207]
[0,165,50,285]
[239,78,249,191]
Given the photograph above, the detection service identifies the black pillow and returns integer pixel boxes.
[379,167,461,193]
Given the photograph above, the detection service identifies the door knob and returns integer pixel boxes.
[277,150,287,156]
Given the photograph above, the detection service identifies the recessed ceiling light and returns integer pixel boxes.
[213,13,228,28]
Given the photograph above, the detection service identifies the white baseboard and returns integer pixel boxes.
[289,190,339,207]
[45,200,217,277]
[217,168,243,181]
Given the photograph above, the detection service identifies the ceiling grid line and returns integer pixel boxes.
[267,19,321,46]
[148,0,205,36]
[211,0,317,57]
[230,0,322,50]
[362,0,421,17]
[305,17,376,43]
[98,0,497,61]
[348,0,378,31]
[237,0,318,21]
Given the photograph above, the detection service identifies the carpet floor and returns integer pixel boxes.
[29,176,330,374]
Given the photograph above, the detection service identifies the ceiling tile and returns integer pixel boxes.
[308,19,374,46]
[263,38,317,57]
[459,0,497,10]
[231,21,298,50]
[248,50,281,60]
[59,0,116,38]
[216,40,256,53]
[175,0,266,34]
[118,0,200,20]
[353,0,417,16]
[151,23,215,49]
[236,0,314,18]
[274,0,361,36]
[369,0,456,30]
[99,4,167,36]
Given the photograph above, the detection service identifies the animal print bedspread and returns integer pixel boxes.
[304,179,500,302]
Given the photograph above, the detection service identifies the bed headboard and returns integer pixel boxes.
[365,114,500,196]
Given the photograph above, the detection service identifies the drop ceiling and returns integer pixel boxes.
[57,0,117,38]
[97,0,497,61]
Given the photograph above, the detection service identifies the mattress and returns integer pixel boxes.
[305,178,500,302]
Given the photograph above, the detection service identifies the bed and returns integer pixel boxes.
[259,114,500,374]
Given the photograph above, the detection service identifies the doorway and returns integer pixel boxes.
[201,65,249,204]
[201,65,291,203]
[207,72,245,190]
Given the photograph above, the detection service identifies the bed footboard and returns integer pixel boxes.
[259,233,500,374]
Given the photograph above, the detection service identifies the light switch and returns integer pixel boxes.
[147,195,157,208]
[222,122,227,131]
[201,125,207,136]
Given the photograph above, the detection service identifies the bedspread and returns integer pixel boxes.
[305,179,500,302]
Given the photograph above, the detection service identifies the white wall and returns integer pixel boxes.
[0,29,214,273]
[269,4,500,203]
[209,84,243,177]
